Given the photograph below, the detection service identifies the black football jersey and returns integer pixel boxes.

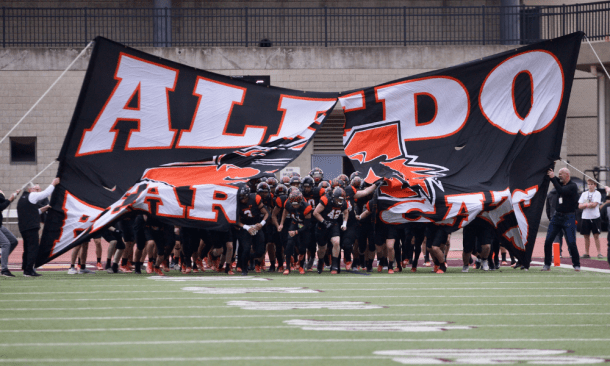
[239,193,263,225]
[285,201,313,225]
[318,195,348,222]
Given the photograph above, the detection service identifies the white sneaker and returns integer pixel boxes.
[78,268,95,274]
[67,267,78,275]
[462,265,469,273]
[481,259,489,271]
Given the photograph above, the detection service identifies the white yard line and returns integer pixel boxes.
[0,356,388,363]
[4,273,605,285]
[2,286,608,298]
[1,338,610,347]
[6,279,609,288]
[0,300,604,308]
[530,261,610,273]
[0,323,606,333]
[0,354,608,363]
[0,294,606,307]
[1,312,609,321]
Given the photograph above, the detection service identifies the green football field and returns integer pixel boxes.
[1,267,609,365]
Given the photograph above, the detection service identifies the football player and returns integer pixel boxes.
[236,185,268,276]
[283,190,313,274]
[313,187,349,274]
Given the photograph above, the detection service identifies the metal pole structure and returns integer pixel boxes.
[403,6,406,47]
[2,7,5,48]
[585,35,610,186]
[500,0,520,45]
[482,5,485,45]
[324,6,328,47]
[244,7,248,47]
[84,7,88,47]
[598,67,608,186]
[153,0,171,47]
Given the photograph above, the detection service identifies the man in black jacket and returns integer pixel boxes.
[17,177,59,277]
[0,188,20,277]
[542,168,580,271]
[546,188,565,258]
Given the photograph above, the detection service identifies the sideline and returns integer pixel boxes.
[530,261,610,274]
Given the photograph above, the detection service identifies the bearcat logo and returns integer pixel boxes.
[344,121,447,201]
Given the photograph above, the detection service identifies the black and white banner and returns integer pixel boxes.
[37,37,337,266]
[339,32,583,263]
[37,33,582,267]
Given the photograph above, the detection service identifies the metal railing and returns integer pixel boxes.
[1,2,609,48]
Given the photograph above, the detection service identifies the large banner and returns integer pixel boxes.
[37,37,337,266]
[339,32,583,263]
[37,33,582,267]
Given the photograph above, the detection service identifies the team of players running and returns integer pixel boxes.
[70,168,518,276]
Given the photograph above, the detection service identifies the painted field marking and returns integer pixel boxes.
[530,261,610,274]
[3,287,609,297]
[6,277,607,289]
[0,356,389,363]
[1,339,610,347]
[149,276,271,282]
[3,294,607,306]
[1,300,608,311]
[181,287,321,294]
[310,287,610,291]
[0,353,605,364]
[1,323,607,333]
[2,312,610,321]
[0,326,293,333]
[0,305,225,311]
[375,349,609,365]
[227,301,386,310]
[0,296,604,307]
[284,320,474,332]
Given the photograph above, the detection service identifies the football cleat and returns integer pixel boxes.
[283,269,290,275]
[154,267,165,276]
[119,265,132,273]
[298,267,305,275]
[146,262,153,274]
[388,269,394,274]
[344,261,352,271]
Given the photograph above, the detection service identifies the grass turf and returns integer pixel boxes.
[0,267,608,365]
